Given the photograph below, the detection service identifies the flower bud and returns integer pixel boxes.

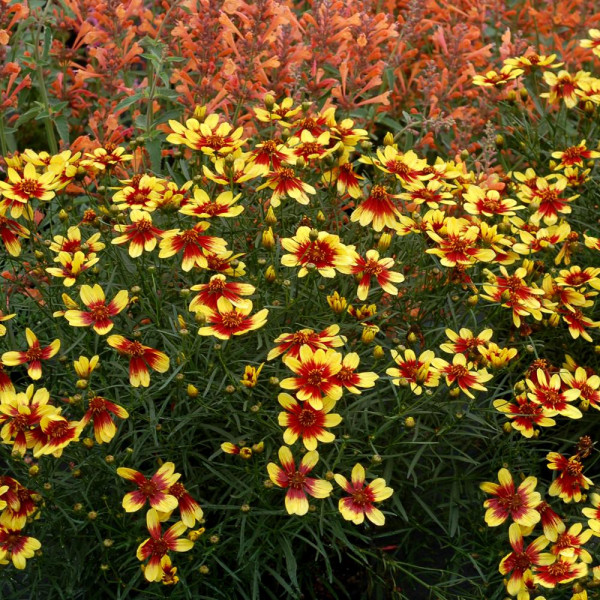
[264,93,275,109]
[262,227,275,250]
[373,345,385,360]
[377,232,392,252]
[383,132,395,146]
[404,416,415,428]
[265,265,277,283]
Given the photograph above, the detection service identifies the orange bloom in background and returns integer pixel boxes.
[267,325,345,362]
[432,354,492,399]
[106,335,170,388]
[45,251,100,287]
[117,463,180,513]
[136,509,193,582]
[267,446,332,516]
[189,274,254,311]
[280,347,343,409]
[1,328,60,380]
[479,468,542,527]
[112,210,165,257]
[80,396,129,444]
[334,463,393,526]
[64,284,128,334]
[547,452,592,503]
[463,186,523,217]
[350,184,401,231]
[196,298,268,340]
[0,162,58,218]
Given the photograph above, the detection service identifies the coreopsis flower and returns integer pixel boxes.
[267,446,332,515]
[0,312,15,337]
[288,130,336,163]
[45,250,99,287]
[159,222,228,271]
[240,363,264,388]
[150,181,193,212]
[0,162,58,218]
[137,509,193,582]
[254,97,302,122]
[80,145,133,171]
[80,396,129,444]
[189,274,254,312]
[362,146,430,184]
[582,493,600,533]
[512,221,571,256]
[479,343,518,369]
[398,179,454,209]
[267,325,345,361]
[493,394,556,438]
[432,354,492,399]
[221,442,241,455]
[439,328,493,356]
[179,189,244,219]
[328,116,369,150]
[560,308,600,343]
[549,523,593,562]
[541,70,588,108]
[561,367,600,410]
[518,176,578,226]
[360,323,379,344]
[280,347,344,409]
[426,217,496,267]
[536,501,566,542]
[0,478,39,530]
[472,65,524,87]
[552,141,600,170]
[202,153,263,186]
[480,468,542,527]
[0,207,29,256]
[350,185,402,232]
[555,266,600,290]
[117,463,180,513]
[526,369,581,419]
[547,452,592,502]
[334,463,393,526]
[106,336,170,388]
[348,303,377,321]
[0,364,15,395]
[332,353,378,394]
[203,249,247,277]
[0,527,41,569]
[49,226,105,256]
[481,265,545,328]
[166,115,244,155]
[535,555,588,588]
[277,393,341,451]
[338,249,404,301]
[321,156,363,199]
[1,328,60,381]
[64,284,128,335]
[0,385,57,455]
[463,186,523,217]
[580,29,600,56]
[111,210,164,257]
[33,414,82,457]
[256,167,316,207]
[504,52,562,70]
[156,555,179,585]
[387,349,439,395]
[166,482,203,528]
[196,298,268,340]
[249,139,295,173]
[73,355,99,379]
[281,226,353,278]
[499,523,548,596]
[326,291,347,314]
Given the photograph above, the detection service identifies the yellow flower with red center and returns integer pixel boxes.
[338,249,404,301]
[33,413,82,457]
[166,114,245,155]
[277,393,341,451]
[267,446,332,516]
[0,527,41,569]
[196,297,268,340]
[49,226,105,256]
[361,146,430,184]
[254,97,302,123]
[478,343,518,369]
[256,167,316,207]
[541,274,588,313]
[398,179,455,209]
[249,139,295,175]
[267,325,345,362]
[331,353,378,394]
[350,184,402,232]
[280,347,344,409]
[439,328,493,356]
[45,251,100,287]
[549,523,593,563]
[240,363,264,388]
[136,509,193,582]
[64,284,128,335]
[159,221,228,271]
[535,555,588,588]
[80,145,133,171]
[80,395,129,444]
[463,186,523,217]
[493,393,556,438]
[561,367,600,410]
[179,189,244,219]
[203,249,247,277]
[580,29,600,58]
[321,155,364,199]
[472,65,524,87]
[203,152,264,185]
[541,70,588,109]
[518,176,578,226]
[387,349,440,395]
[288,129,336,163]
[117,462,180,513]
[107,335,170,388]
[281,226,353,277]
[0,207,29,256]
[334,463,393,526]
[1,328,60,381]
[112,175,165,212]
[112,210,164,257]
[431,354,492,399]
[555,266,600,291]
[0,162,58,218]
[551,140,600,170]
[504,52,562,70]
[164,481,204,528]
[189,274,254,312]
[480,468,542,527]
[526,369,581,419]
[547,452,592,503]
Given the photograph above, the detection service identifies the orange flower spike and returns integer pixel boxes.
[280,347,344,410]
[196,297,268,340]
[45,251,99,287]
[0,162,58,218]
[64,284,128,335]
[136,509,193,582]
[117,463,180,513]
[431,354,492,399]
[112,210,164,258]
[0,527,41,570]
[189,274,254,312]
[1,328,60,381]
[480,468,542,527]
[0,207,29,256]
[80,396,129,444]
[106,335,170,388]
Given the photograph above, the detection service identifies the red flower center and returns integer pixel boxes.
[25,346,42,361]
[336,366,353,382]
[298,409,317,427]
[128,341,146,357]
[221,311,244,329]
[512,551,531,571]
[498,492,523,512]
[140,480,158,497]
[545,559,571,577]
[148,538,169,557]
[48,421,69,439]
[88,396,106,413]
[91,304,110,321]
[169,483,186,499]
[135,219,151,232]
[306,369,324,386]
[566,458,583,476]
[19,179,40,196]
[351,489,370,506]
[363,259,383,276]
[288,471,306,489]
